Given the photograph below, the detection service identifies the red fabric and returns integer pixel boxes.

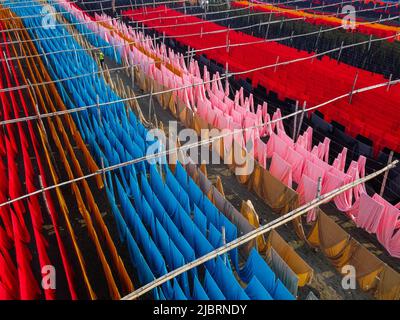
[232,1,400,42]
[0,26,77,300]
[125,6,400,153]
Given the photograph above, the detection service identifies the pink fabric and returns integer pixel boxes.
[296,174,318,223]
[332,147,348,172]
[373,194,400,257]
[321,167,345,195]
[267,133,288,159]
[356,193,385,233]
[255,138,267,169]
[269,152,293,188]
[285,147,304,184]
[303,160,325,183]
[312,137,331,162]
[271,109,285,133]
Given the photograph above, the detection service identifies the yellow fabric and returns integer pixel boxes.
[348,241,384,291]
[247,163,299,214]
[215,176,225,198]
[267,230,313,286]
[376,265,400,300]
[240,200,267,251]
[200,161,207,178]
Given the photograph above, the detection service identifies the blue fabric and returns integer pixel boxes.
[175,162,189,190]
[203,270,226,300]
[192,276,209,300]
[211,257,250,300]
[245,277,273,300]
[194,205,207,237]
[273,279,296,300]
[165,166,191,214]
[239,248,276,295]
[208,224,223,248]
[173,279,187,300]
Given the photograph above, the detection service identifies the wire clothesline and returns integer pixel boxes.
[0,76,398,209]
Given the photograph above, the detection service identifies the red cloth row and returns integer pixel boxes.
[0,23,76,300]
[124,5,400,153]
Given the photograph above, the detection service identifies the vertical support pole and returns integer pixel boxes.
[96,94,102,126]
[367,34,373,52]
[38,176,51,215]
[296,101,307,141]
[101,157,107,187]
[349,71,359,104]
[380,151,394,197]
[221,226,227,265]
[386,74,393,91]
[337,40,344,63]
[292,100,299,140]
[316,177,322,200]
[148,85,154,121]
[266,14,272,39]
[274,56,280,72]
[131,64,135,89]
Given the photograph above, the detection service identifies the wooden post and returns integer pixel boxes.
[96,95,102,126]
[314,26,322,50]
[131,64,135,89]
[38,176,51,215]
[386,74,393,91]
[292,100,299,140]
[296,101,307,141]
[380,151,394,197]
[225,62,229,96]
[3,51,11,74]
[148,85,153,121]
[316,177,322,199]
[101,157,107,187]
[226,25,230,53]
[266,14,272,39]
[274,56,280,72]
[221,226,227,265]
[349,72,359,104]
[367,34,373,52]
[337,40,344,62]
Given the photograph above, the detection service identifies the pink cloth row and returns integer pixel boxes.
[347,192,400,258]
